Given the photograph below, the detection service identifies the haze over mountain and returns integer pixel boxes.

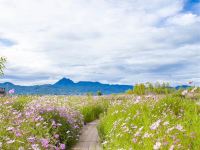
[0,77,133,95]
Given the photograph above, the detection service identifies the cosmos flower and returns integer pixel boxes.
[8,89,15,94]
[60,144,66,150]
[40,139,49,148]
[181,90,188,96]
[153,142,161,150]
[150,119,161,130]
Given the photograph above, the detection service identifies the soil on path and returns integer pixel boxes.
[72,120,102,150]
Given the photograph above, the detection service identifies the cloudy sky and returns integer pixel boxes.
[0,0,200,86]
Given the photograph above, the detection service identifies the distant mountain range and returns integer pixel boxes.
[0,78,133,95]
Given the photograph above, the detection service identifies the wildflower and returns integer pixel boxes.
[54,134,59,139]
[40,139,49,148]
[7,126,14,131]
[143,132,151,138]
[150,119,161,130]
[181,90,188,96]
[15,131,22,137]
[169,145,175,150]
[8,89,15,94]
[166,127,174,133]
[132,138,137,143]
[163,121,169,126]
[153,142,161,150]
[6,139,15,144]
[102,141,108,145]
[31,144,40,150]
[18,146,24,150]
[191,87,197,93]
[27,136,36,143]
[60,144,66,150]
[175,124,184,131]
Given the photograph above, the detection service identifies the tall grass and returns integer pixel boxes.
[98,94,200,149]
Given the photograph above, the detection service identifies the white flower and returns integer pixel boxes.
[6,127,14,131]
[0,142,2,148]
[153,142,161,150]
[6,140,15,144]
[175,124,184,131]
[150,119,161,130]
[18,147,24,150]
[102,141,108,145]
[163,121,169,126]
[143,132,151,138]
[181,90,188,96]
[169,145,174,150]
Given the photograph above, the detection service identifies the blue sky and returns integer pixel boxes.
[0,0,200,86]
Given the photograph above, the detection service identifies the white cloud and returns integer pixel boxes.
[0,0,199,86]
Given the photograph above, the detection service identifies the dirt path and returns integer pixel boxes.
[72,120,102,150]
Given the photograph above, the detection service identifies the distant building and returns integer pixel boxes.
[0,87,6,96]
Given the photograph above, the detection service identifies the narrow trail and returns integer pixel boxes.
[72,120,102,150]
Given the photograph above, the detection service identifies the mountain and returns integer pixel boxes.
[175,85,191,90]
[54,78,74,86]
[0,78,133,95]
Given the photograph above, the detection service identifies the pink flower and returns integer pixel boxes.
[31,144,40,150]
[40,139,49,148]
[7,127,14,131]
[54,134,59,139]
[150,119,161,130]
[27,137,36,143]
[15,131,22,137]
[175,124,184,131]
[8,89,15,94]
[132,138,137,143]
[60,144,66,150]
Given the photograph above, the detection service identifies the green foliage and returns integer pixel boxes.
[0,57,6,76]
[126,89,134,95]
[97,91,103,96]
[133,83,146,95]
[12,96,33,111]
[128,82,175,95]
[41,111,80,148]
[80,99,109,123]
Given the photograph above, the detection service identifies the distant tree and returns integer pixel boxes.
[86,92,93,96]
[0,57,6,76]
[97,91,102,96]
[126,89,134,95]
[133,83,145,95]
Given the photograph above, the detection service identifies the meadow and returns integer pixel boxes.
[0,85,200,150]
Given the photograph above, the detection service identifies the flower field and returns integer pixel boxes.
[0,87,200,150]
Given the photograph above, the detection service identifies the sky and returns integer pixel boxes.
[0,0,200,86]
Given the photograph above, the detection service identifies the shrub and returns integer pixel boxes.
[97,91,103,96]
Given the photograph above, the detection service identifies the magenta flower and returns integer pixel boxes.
[60,143,66,150]
[54,134,59,139]
[40,139,49,148]
[8,89,15,94]
[27,136,36,143]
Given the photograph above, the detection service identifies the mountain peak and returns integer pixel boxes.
[54,77,74,86]
[3,82,14,86]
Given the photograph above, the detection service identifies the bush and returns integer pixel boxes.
[133,83,145,95]
[97,91,103,96]
[80,99,109,123]
[12,96,33,111]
